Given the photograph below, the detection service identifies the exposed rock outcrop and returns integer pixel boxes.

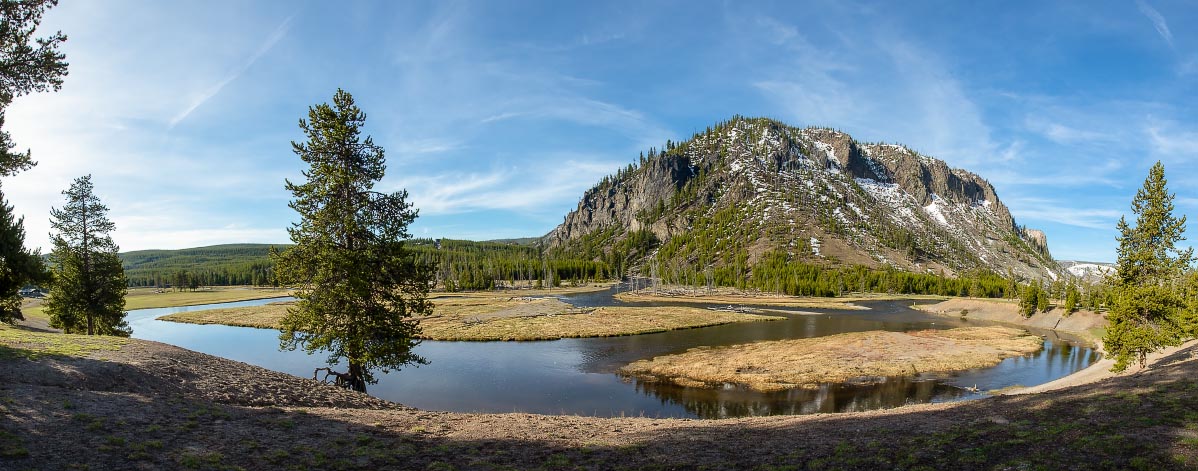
[548,117,1058,282]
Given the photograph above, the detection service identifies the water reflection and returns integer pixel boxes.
[628,376,969,419]
[125,291,1100,419]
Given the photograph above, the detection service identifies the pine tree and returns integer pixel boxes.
[1063,283,1080,315]
[0,0,67,323]
[0,0,68,176]
[45,175,128,336]
[0,188,43,323]
[1018,284,1039,317]
[1104,162,1194,371]
[273,89,434,393]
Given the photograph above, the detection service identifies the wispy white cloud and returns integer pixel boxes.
[985,159,1122,188]
[169,15,293,128]
[479,112,526,124]
[1135,0,1173,47]
[997,140,1024,163]
[396,158,623,216]
[392,138,462,156]
[116,227,288,252]
[752,26,999,170]
[1005,197,1124,230]
[1146,118,1198,158]
[1024,116,1110,144]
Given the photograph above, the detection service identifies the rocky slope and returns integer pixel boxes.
[1059,260,1115,283]
[548,116,1058,282]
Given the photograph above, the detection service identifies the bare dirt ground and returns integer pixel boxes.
[621,326,1043,392]
[2,326,1197,470]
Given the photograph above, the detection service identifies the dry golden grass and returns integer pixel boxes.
[157,303,291,329]
[123,287,293,310]
[621,326,1044,392]
[159,298,783,341]
[418,305,782,341]
[426,294,572,319]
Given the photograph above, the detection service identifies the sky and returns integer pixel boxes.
[4,0,1198,262]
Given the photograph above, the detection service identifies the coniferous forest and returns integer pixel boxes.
[115,238,1072,302]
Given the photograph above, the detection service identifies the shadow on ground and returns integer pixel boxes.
[0,342,1196,470]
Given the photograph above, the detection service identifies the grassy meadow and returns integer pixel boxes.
[159,291,785,341]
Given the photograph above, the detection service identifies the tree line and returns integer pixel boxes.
[118,239,615,291]
[121,244,278,288]
[411,238,612,291]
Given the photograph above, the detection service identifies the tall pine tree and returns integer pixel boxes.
[273,89,434,393]
[0,0,67,323]
[45,175,128,336]
[1104,162,1194,371]
[0,188,43,323]
[0,0,68,176]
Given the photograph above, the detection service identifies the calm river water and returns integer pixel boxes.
[125,289,1099,419]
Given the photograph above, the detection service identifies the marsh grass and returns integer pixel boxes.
[159,296,784,341]
[622,326,1044,392]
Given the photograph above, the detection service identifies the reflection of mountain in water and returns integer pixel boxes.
[628,375,970,419]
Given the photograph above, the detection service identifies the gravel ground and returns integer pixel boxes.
[1,332,1196,470]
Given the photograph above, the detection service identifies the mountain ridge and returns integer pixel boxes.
[547,116,1058,283]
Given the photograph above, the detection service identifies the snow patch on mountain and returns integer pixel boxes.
[1059,261,1114,281]
[924,194,948,226]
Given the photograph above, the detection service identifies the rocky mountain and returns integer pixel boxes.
[547,116,1059,282]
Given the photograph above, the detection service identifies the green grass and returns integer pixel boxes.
[19,287,292,323]
[0,325,127,359]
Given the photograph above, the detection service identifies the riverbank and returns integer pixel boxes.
[914,297,1107,342]
[613,286,899,309]
[621,326,1043,392]
[1,323,1195,470]
[18,286,294,327]
[158,298,785,341]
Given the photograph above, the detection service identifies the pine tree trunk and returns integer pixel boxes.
[348,362,367,393]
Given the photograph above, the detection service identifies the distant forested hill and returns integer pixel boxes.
[119,240,612,288]
[120,244,281,287]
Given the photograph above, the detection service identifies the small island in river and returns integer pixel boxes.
[621,326,1044,392]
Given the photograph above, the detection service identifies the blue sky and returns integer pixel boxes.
[4,1,1197,262]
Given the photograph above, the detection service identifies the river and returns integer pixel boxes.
[124,288,1099,419]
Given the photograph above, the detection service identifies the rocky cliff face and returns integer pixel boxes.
[548,117,1059,282]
